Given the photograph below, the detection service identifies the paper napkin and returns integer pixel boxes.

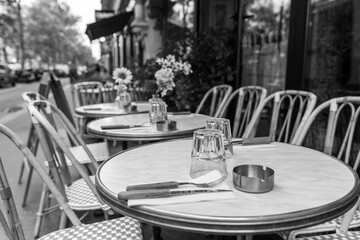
[127,171,236,207]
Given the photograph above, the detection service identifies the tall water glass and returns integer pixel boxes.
[206,118,233,158]
[190,129,227,178]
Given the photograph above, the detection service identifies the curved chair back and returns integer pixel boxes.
[22,92,47,103]
[73,81,104,106]
[195,84,233,117]
[0,124,82,240]
[287,97,360,239]
[291,96,360,170]
[218,86,267,138]
[29,100,100,173]
[242,90,317,143]
[101,84,117,103]
[0,124,141,240]
[128,87,153,102]
[28,100,103,194]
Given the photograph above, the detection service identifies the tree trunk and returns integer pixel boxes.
[16,1,25,70]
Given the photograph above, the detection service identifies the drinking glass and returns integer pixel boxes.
[190,129,227,178]
[148,96,168,124]
[206,118,233,158]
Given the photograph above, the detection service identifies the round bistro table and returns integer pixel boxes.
[96,139,359,236]
[75,102,149,118]
[87,113,211,142]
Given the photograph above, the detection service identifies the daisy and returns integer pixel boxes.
[112,67,133,85]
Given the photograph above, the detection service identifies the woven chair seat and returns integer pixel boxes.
[285,211,360,239]
[67,141,109,164]
[45,142,109,167]
[297,231,360,240]
[65,176,110,211]
[39,216,142,240]
[327,210,360,227]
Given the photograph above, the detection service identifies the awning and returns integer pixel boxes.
[85,11,133,41]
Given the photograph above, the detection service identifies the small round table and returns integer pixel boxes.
[87,113,211,142]
[96,140,359,236]
[75,102,149,118]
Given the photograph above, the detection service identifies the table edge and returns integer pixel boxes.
[95,142,360,234]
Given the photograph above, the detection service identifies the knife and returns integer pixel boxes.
[232,136,273,146]
[101,124,146,130]
[83,107,102,111]
[118,189,231,200]
[169,111,191,115]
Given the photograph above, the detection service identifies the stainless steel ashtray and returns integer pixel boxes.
[232,165,274,193]
[156,120,177,132]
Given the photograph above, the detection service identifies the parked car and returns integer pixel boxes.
[53,68,68,78]
[15,68,37,83]
[0,63,16,88]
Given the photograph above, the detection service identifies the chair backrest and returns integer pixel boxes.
[21,92,48,156]
[101,84,117,103]
[218,86,267,138]
[27,101,105,205]
[128,87,153,102]
[195,84,233,117]
[242,90,317,143]
[291,96,360,171]
[22,92,46,103]
[0,124,82,240]
[73,81,104,106]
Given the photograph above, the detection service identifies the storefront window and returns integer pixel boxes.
[241,0,291,94]
[304,0,359,102]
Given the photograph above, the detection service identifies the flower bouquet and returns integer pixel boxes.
[149,55,192,124]
[112,67,133,109]
[154,54,192,97]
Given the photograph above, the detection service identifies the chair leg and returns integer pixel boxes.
[18,161,25,184]
[236,235,245,240]
[21,165,34,207]
[34,183,50,238]
[104,210,109,220]
[59,211,68,229]
[152,226,163,240]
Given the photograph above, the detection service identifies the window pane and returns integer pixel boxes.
[241,0,290,94]
[305,0,357,102]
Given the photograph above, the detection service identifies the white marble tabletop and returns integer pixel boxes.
[87,113,211,141]
[95,139,360,234]
[75,102,149,118]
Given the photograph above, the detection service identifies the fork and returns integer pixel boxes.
[101,121,149,130]
[126,174,227,191]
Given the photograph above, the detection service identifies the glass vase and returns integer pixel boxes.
[116,91,132,109]
[149,95,168,124]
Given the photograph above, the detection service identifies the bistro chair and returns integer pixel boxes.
[73,81,104,107]
[20,93,110,207]
[27,101,111,238]
[218,85,267,138]
[0,123,143,240]
[100,84,117,103]
[72,81,117,138]
[128,83,153,102]
[292,198,360,240]
[18,92,47,206]
[242,90,317,143]
[283,96,360,240]
[195,84,233,117]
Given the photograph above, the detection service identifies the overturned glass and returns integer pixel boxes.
[190,129,227,178]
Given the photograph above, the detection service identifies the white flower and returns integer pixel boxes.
[154,54,192,96]
[112,67,133,85]
[155,68,175,96]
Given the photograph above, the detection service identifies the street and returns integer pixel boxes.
[0,82,39,119]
